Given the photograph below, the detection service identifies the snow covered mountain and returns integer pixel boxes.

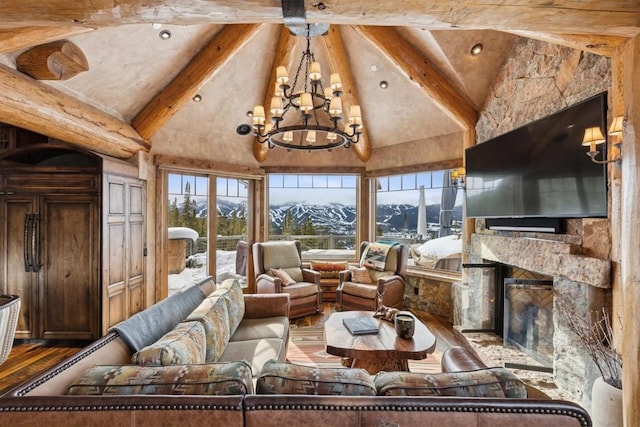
[213,199,462,235]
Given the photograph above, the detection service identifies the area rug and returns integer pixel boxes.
[287,325,442,374]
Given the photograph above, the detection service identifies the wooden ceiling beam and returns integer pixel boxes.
[319,25,371,162]
[508,31,628,57]
[0,2,638,37]
[0,64,149,158]
[17,40,89,80]
[253,25,297,163]
[0,26,93,54]
[353,25,477,130]
[132,23,261,140]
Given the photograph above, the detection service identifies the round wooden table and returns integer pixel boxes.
[324,310,437,374]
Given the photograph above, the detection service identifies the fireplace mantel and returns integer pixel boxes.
[471,234,611,288]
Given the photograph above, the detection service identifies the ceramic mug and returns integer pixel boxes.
[394,311,415,339]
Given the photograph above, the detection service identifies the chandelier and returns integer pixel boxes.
[246,25,363,152]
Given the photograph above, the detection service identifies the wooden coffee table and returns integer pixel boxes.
[324,310,437,374]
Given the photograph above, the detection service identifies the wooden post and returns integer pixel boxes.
[620,34,640,427]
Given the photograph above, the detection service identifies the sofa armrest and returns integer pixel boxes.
[338,269,352,283]
[302,268,321,284]
[243,294,290,318]
[441,346,551,400]
[256,273,282,293]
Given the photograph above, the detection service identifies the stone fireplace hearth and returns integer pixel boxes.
[453,223,611,409]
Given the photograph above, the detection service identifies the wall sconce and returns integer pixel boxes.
[582,116,623,168]
[451,167,466,188]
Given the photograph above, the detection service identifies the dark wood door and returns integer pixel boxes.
[0,194,38,339]
[39,193,99,340]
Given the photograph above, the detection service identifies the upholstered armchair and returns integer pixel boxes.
[253,241,323,319]
[336,241,408,312]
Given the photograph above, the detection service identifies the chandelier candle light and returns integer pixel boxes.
[249,25,363,152]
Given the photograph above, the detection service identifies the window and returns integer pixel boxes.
[167,173,209,291]
[376,171,463,272]
[268,173,358,258]
[166,173,250,294]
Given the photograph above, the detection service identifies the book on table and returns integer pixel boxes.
[343,316,379,335]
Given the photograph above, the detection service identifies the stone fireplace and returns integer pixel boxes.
[453,220,611,407]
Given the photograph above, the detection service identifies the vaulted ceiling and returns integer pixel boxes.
[0,2,636,170]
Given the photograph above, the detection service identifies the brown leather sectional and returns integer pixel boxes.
[0,282,591,427]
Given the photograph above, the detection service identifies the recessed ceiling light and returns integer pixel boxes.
[193,94,202,102]
[246,110,253,117]
[159,30,172,40]
[470,43,483,55]
[379,81,389,89]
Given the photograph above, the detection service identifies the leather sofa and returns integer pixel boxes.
[0,279,591,427]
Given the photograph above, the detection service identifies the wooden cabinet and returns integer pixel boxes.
[0,141,147,341]
[102,172,147,334]
[0,175,100,340]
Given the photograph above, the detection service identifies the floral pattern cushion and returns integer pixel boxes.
[131,321,206,365]
[374,368,527,398]
[186,295,230,362]
[66,361,254,395]
[256,360,376,396]
[310,261,348,279]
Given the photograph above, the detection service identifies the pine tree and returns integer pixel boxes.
[282,209,296,235]
[169,198,180,227]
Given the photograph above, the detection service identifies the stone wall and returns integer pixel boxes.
[404,274,454,320]
[462,37,612,408]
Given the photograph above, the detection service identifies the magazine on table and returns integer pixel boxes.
[343,316,379,335]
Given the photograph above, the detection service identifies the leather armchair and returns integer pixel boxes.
[336,241,408,312]
[253,240,322,319]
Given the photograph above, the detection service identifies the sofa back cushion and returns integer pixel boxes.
[186,295,230,362]
[209,278,245,336]
[131,321,206,365]
[66,361,254,395]
[374,368,527,398]
[256,360,376,396]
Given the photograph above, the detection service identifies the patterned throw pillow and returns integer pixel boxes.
[350,266,372,284]
[374,368,527,398]
[215,278,245,336]
[310,261,348,278]
[131,321,206,365]
[66,361,254,396]
[186,295,231,362]
[270,268,296,286]
[256,360,376,396]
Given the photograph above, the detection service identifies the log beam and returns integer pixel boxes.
[320,25,371,162]
[253,25,297,163]
[509,31,628,57]
[132,24,261,140]
[353,25,477,130]
[0,26,94,54]
[0,2,638,37]
[0,64,149,158]
[16,40,89,80]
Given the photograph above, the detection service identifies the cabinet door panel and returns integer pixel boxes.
[1,195,37,338]
[39,194,99,340]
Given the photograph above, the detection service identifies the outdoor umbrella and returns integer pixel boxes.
[438,172,458,237]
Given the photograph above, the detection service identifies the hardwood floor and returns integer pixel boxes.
[0,341,89,396]
[1,303,468,396]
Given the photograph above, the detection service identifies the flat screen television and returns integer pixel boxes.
[465,92,608,221]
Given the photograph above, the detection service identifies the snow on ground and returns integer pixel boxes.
[415,235,462,259]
